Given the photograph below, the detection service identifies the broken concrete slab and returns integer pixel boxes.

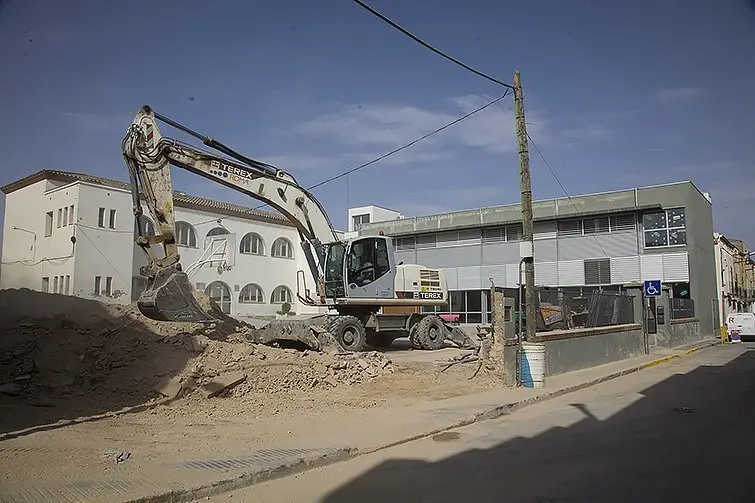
[154,376,184,400]
[201,372,247,398]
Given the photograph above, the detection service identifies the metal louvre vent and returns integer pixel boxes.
[584,258,611,285]
[420,269,442,290]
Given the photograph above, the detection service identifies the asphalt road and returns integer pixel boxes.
[206,343,755,503]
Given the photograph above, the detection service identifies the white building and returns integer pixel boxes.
[1,169,331,318]
[347,205,404,233]
[714,232,755,329]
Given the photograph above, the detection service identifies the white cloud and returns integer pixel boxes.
[655,87,701,102]
[291,94,560,155]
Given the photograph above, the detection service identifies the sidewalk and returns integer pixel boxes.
[0,338,722,503]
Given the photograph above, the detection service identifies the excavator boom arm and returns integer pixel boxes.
[122,105,339,322]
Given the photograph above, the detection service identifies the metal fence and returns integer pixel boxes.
[532,287,635,332]
[670,298,695,320]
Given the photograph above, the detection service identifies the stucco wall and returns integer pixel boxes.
[535,324,645,377]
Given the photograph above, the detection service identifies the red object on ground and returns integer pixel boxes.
[439,314,460,323]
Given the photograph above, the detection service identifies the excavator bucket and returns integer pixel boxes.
[137,269,219,323]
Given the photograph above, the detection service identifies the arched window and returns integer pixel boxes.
[134,215,155,237]
[207,226,229,237]
[239,283,264,303]
[175,221,197,247]
[205,281,232,314]
[239,232,264,255]
[272,237,294,259]
[271,285,293,304]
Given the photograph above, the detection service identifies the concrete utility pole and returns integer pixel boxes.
[513,71,537,342]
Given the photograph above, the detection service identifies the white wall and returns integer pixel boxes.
[348,205,403,232]
[169,207,323,317]
[2,176,325,316]
[72,183,135,304]
[0,179,76,292]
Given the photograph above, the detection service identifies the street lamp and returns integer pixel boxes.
[11,226,37,262]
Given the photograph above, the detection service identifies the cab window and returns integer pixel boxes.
[347,238,390,287]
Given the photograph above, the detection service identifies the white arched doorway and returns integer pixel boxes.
[205,281,232,314]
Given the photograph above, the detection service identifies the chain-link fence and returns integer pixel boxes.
[533,287,635,332]
[670,298,695,320]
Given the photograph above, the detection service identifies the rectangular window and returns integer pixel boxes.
[62,207,68,226]
[109,209,116,229]
[98,207,106,228]
[482,227,505,243]
[64,275,70,295]
[643,208,686,248]
[415,234,437,249]
[68,205,74,225]
[610,214,636,232]
[584,258,611,285]
[395,237,416,251]
[506,224,523,241]
[352,213,371,229]
[57,208,63,228]
[558,219,582,237]
[42,277,49,293]
[94,276,102,296]
[105,276,113,296]
[53,276,59,293]
[45,211,54,237]
[583,217,610,235]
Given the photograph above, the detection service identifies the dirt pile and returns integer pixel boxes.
[0,289,394,422]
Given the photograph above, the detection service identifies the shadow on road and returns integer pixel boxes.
[320,347,755,502]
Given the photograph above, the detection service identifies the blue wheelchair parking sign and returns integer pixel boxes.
[644,280,662,297]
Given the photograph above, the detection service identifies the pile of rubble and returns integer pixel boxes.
[0,289,394,411]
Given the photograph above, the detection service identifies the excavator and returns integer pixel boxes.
[122,105,471,353]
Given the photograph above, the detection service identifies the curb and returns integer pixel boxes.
[120,338,714,502]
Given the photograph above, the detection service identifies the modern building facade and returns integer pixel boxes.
[714,233,755,327]
[356,181,718,335]
[1,169,329,318]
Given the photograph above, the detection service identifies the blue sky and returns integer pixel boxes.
[1,0,754,249]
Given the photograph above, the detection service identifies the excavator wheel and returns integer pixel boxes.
[327,315,368,352]
[410,315,446,350]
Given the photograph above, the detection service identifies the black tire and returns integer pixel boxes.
[328,315,368,352]
[366,330,396,348]
[412,315,447,350]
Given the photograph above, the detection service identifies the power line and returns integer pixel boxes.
[149,90,511,227]
[526,132,626,283]
[308,89,511,190]
[352,0,513,89]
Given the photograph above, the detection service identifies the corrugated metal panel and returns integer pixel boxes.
[640,254,663,280]
[558,234,637,260]
[594,232,638,256]
[505,263,521,288]
[457,266,482,289]
[534,221,557,240]
[481,265,506,287]
[417,246,481,268]
[663,252,689,282]
[558,236,604,260]
[610,256,641,283]
[442,268,458,290]
[535,261,558,286]
[558,260,584,286]
[394,250,417,265]
[534,240,558,261]
[481,243,519,264]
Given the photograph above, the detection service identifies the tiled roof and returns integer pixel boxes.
[1,169,292,226]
